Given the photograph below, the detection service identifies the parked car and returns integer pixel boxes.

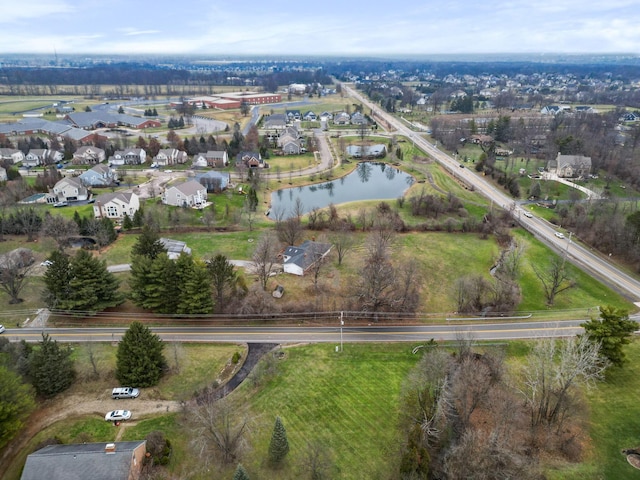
[53,201,68,208]
[112,387,140,399]
[40,260,53,267]
[0,325,5,334]
[555,232,565,239]
[105,410,131,422]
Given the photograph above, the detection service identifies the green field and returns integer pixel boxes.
[6,340,640,479]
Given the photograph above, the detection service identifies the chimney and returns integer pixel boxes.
[105,443,116,454]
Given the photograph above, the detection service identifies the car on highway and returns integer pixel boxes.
[523,211,533,218]
[0,325,5,334]
[105,410,131,422]
[555,232,565,239]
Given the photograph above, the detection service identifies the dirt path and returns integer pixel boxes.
[0,343,278,479]
[0,395,180,477]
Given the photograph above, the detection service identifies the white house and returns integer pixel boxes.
[0,148,25,164]
[162,180,207,207]
[282,240,332,276]
[47,177,89,204]
[78,164,117,187]
[192,150,228,168]
[153,148,188,166]
[72,146,106,165]
[93,191,140,219]
[109,148,146,166]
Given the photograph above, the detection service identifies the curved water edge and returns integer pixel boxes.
[268,162,415,219]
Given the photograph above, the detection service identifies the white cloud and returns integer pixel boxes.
[0,0,74,23]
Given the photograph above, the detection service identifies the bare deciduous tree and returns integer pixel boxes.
[329,226,355,266]
[521,336,608,428]
[0,248,35,304]
[40,214,79,249]
[532,255,575,306]
[252,233,280,291]
[190,398,250,468]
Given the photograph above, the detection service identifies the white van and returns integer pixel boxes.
[111,387,140,399]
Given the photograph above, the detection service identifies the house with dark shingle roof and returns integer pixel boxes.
[79,163,117,187]
[547,153,592,178]
[93,191,140,219]
[20,441,146,480]
[282,240,332,276]
[162,179,207,207]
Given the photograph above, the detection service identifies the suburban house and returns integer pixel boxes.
[236,151,265,169]
[0,166,7,182]
[350,112,367,125]
[302,111,317,121]
[159,237,192,260]
[78,164,118,187]
[153,148,188,167]
[47,177,89,204]
[196,170,229,192]
[620,112,640,122]
[333,112,351,125]
[285,110,301,122]
[72,146,106,165]
[192,150,228,168]
[547,153,592,178]
[20,441,146,480]
[24,149,63,167]
[263,114,287,130]
[93,192,140,219]
[0,148,25,164]
[540,105,569,115]
[162,180,207,207]
[109,148,146,166]
[346,144,387,158]
[280,137,303,155]
[282,240,333,276]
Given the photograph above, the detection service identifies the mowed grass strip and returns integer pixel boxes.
[233,343,417,479]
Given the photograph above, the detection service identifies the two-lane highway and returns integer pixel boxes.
[0,321,585,344]
[344,84,640,302]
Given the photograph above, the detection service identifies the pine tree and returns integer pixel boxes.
[122,214,133,231]
[57,249,124,311]
[28,333,75,398]
[268,416,290,466]
[116,321,166,387]
[131,225,165,260]
[582,305,639,367]
[175,255,213,314]
[0,365,35,449]
[42,250,72,308]
[144,254,179,313]
[233,464,250,480]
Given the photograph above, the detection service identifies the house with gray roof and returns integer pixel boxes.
[93,191,139,219]
[0,148,25,164]
[159,237,191,260]
[20,441,146,480]
[73,145,106,165]
[192,150,228,168]
[263,113,287,130]
[547,153,592,178]
[153,148,188,167]
[24,149,63,167]
[47,177,89,204]
[109,148,146,166]
[162,179,207,207]
[283,240,332,276]
[79,164,118,187]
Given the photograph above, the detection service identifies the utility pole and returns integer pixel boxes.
[340,311,344,352]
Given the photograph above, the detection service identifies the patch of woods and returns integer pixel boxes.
[397,307,638,480]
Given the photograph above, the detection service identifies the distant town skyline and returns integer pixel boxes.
[2,0,640,56]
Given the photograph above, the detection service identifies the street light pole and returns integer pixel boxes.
[340,311,344,352]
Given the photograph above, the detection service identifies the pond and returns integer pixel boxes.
[268,162,415,219]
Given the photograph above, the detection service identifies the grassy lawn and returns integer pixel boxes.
[228,343,418,480]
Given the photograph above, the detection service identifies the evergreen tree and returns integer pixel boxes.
[132,208,145,228]
[146,254,180,313]
[175,254,213,315]
[0,365,35,449]
[122,214,133,231]
[131,225,165,260]
[28,333,75,398]
[268,416,290,466]
[233,464,250,480]
[207,254,238,311]
[42,250,72,308]
[399,424,430,479]
[116,321,166,387]
[57,249,124,311]
[582,306,639,367]
[128,254,154,309]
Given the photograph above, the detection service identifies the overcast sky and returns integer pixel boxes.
[2,0,640,57]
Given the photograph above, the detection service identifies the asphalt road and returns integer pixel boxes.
[343,84,640,303]
[0,320,585,344]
